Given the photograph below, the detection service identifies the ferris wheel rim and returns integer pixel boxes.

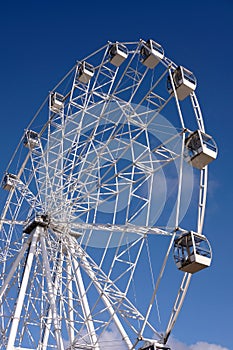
[0,39,212,350]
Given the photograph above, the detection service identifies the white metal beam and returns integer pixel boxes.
[40,230,65,350]
[71,249,100,350]
[6,227,39,350]
[66,260,75,344]
[52,222,172,237]
[41,252,64,350]
[69,237,133,349]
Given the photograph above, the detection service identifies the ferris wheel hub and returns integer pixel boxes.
[139,340,171,350]
[23,213,50,234]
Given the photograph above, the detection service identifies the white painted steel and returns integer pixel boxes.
[0,40,213,349]
[6,228,40,350]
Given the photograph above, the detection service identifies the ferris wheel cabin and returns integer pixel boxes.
[2,173,18,191]
[173,231,212,274]
[23,130,39,149]
[77,61,94,83]
[109,42,128,67]
[185,130,217,169]
[49,92,64,113]
[167,66,197,100]
[140,39,164,69]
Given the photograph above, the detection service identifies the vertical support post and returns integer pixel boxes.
[0,233,33,300]
[41,251,64,350]
[6,227,39,350]
[40,230,65,350]
[41,307,53,350]
[70,239,133,350]
[71,250,100,350]
[66,258,75,344]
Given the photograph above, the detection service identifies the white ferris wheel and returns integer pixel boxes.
[0,40,217,350]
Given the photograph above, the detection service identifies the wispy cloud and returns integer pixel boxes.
[99,331,230,350]
[99,324,128,349]
[67,329,230,350]
[190,342,229,350]
[168,337,229,350]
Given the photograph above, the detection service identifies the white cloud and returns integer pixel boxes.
[190,342,229,350]
[168,337,229,350]
[66,330,230,350]
[99,324,128,349]
[168,337,190,350]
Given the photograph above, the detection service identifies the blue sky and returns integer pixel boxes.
[0,1,232,349]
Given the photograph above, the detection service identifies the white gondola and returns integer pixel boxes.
[77,61,94,84]
[174,231,212,274]
[50,92,64,113]
[140,39,164,69]
[185,130,217,169]
[2,173,18,191]
[109,42,128,67]
[167,66,197,100]
[23,130,39,149]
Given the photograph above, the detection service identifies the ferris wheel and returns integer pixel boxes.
[0,39,217,350]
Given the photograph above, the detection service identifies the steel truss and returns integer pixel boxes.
[0,40,208,349]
